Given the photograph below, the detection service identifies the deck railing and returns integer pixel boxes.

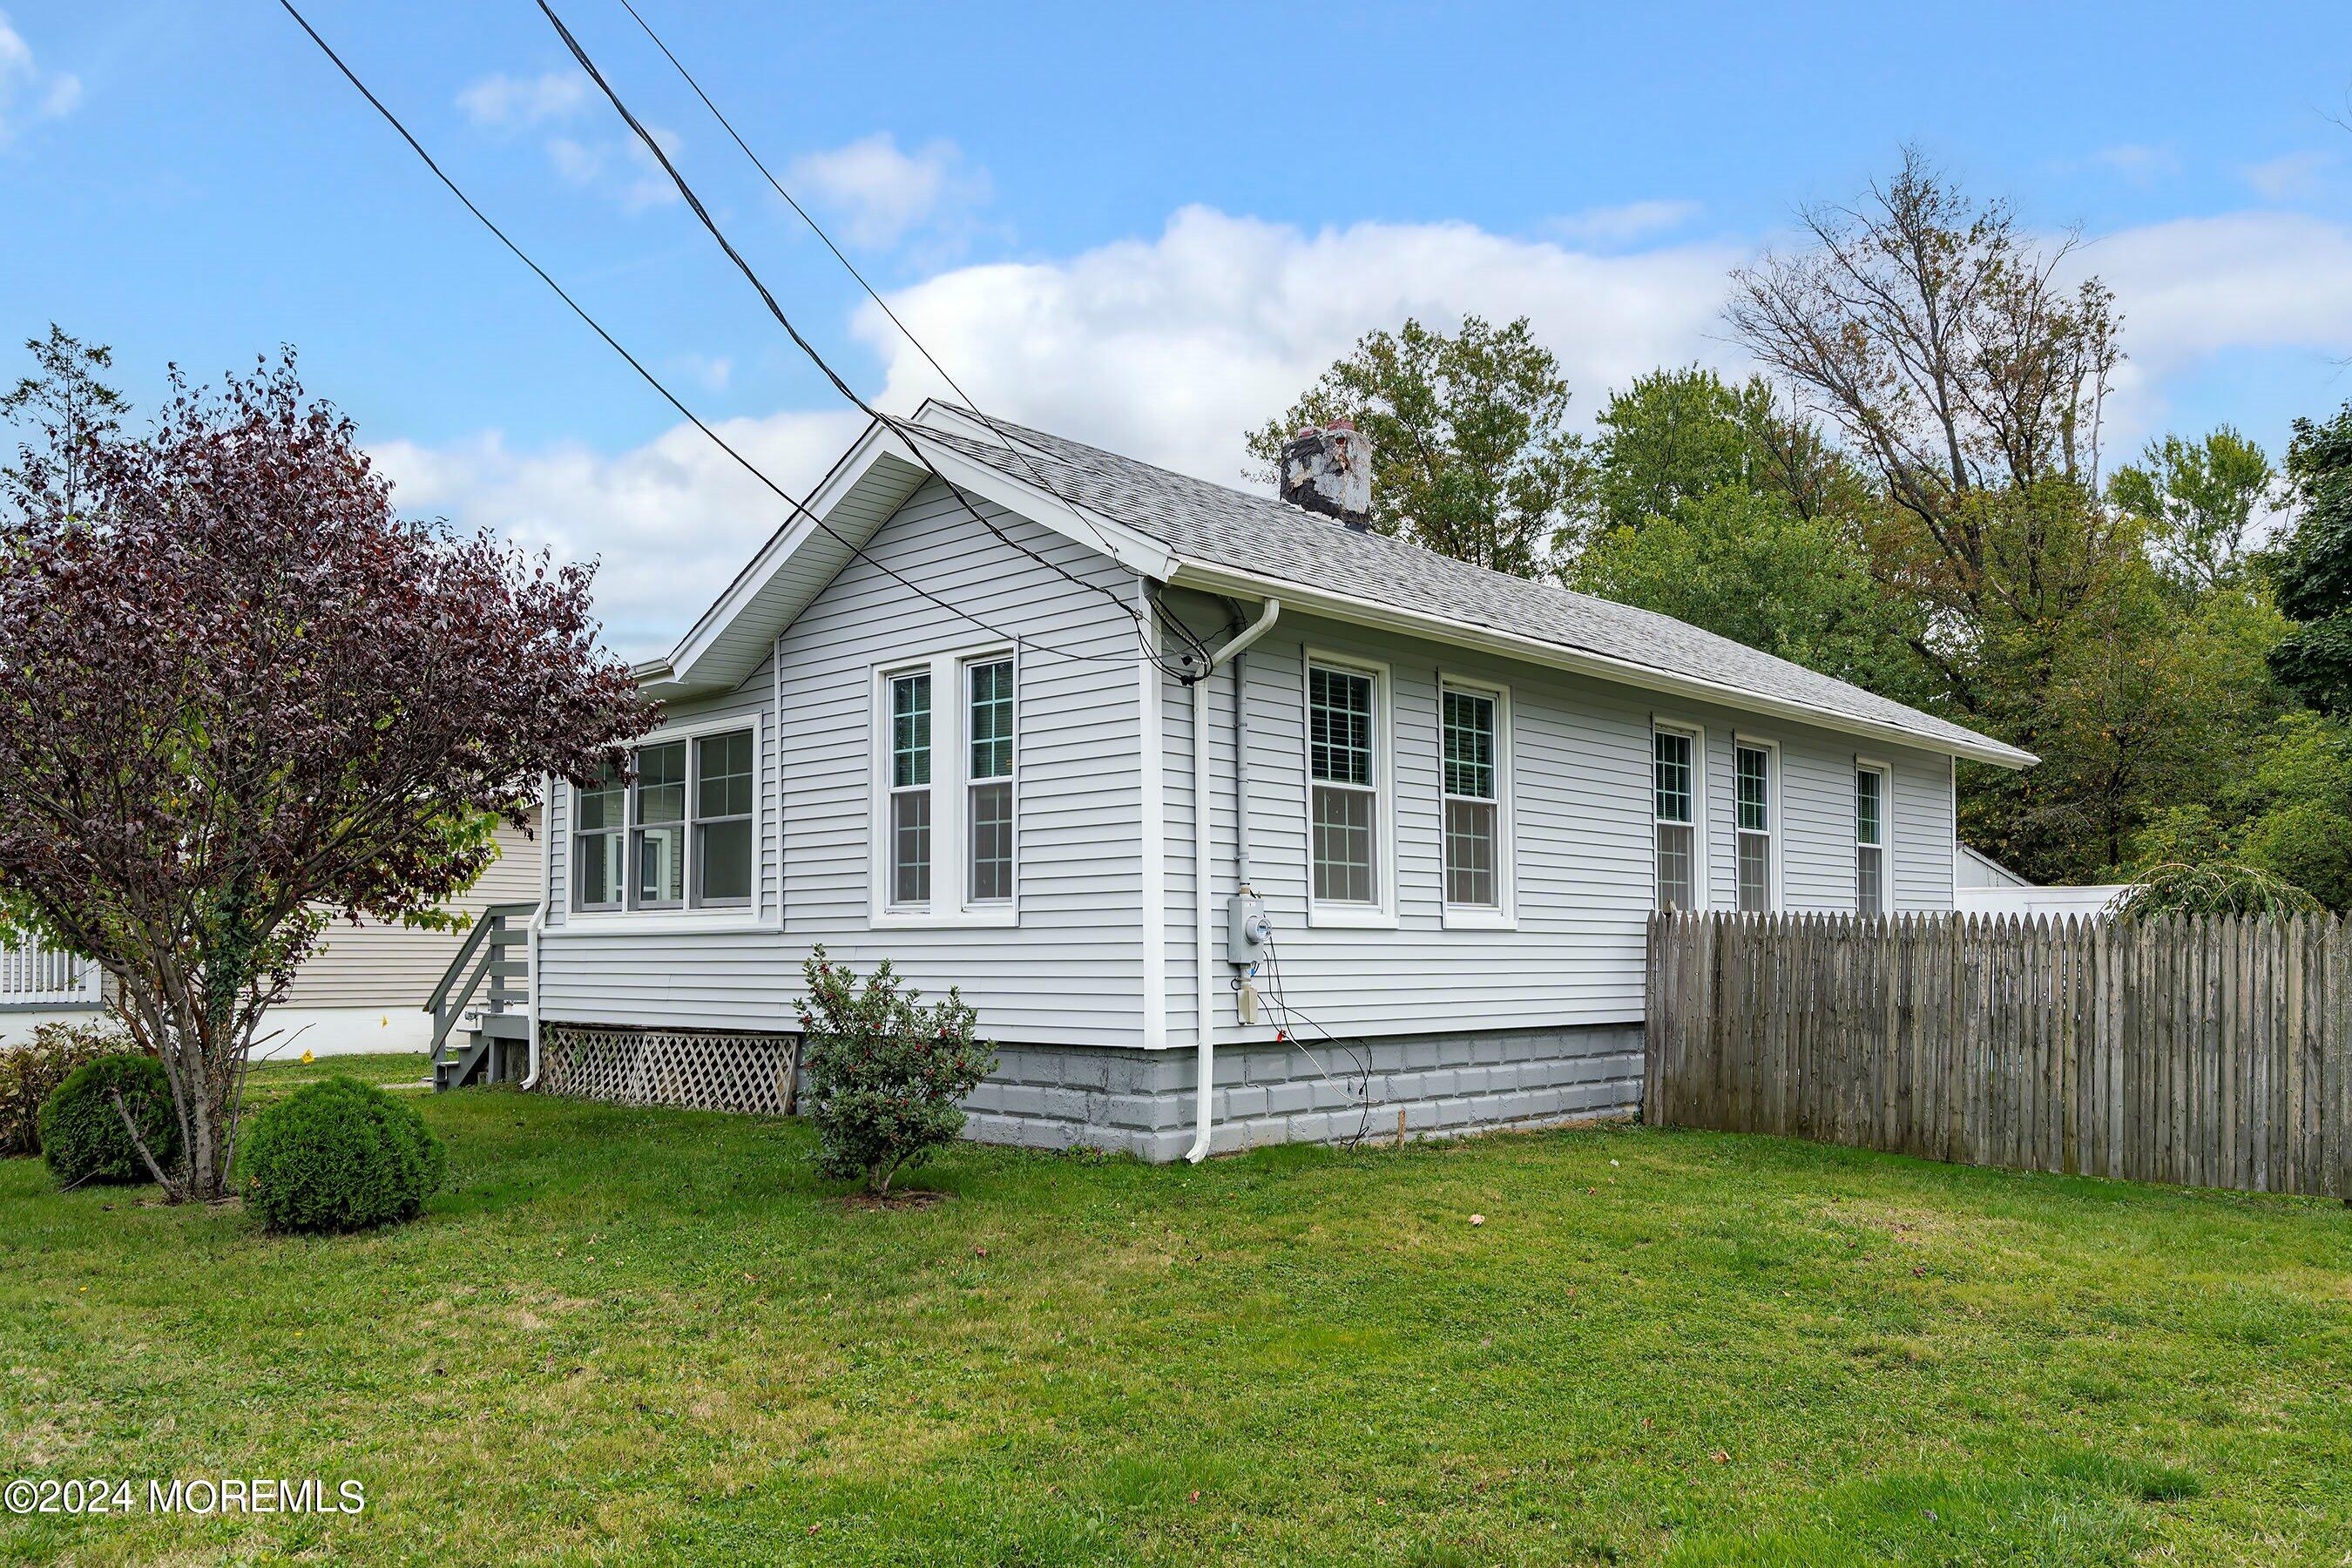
[0,937,104,1010]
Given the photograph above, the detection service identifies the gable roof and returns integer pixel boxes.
[905,403,2034,768]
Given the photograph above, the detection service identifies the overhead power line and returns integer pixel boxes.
[274,0,1165,673]
[535,0,1203,680]
[606,0,1215,678]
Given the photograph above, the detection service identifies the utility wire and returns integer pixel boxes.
[606,0,1212,673]
[275,0,1150,672]
[537,0,1201,681]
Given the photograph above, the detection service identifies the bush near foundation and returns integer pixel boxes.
[797,947,994,1196]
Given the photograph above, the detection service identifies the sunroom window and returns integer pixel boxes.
[572,726,757,915]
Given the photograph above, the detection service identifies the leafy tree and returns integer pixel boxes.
[0,347,654,1202]
[1727,147,2123,688]
[1571,485,1930,701]
[0,326,127,524]
[2128,713,2352,909]
[2266,402,2352,715]
[1587,367,1869,536]
[2108,426,2273,595]
[2109,862,2323,921]
[1247,314,1592,575]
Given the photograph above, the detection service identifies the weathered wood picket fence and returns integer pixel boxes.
[1646,911,2352,1199]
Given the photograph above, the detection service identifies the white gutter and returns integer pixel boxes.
[1165,559,2036,771]
[519,783,551,1091]
[1186,596,1281,1164]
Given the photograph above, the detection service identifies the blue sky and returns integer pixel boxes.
[4,2,2351,652]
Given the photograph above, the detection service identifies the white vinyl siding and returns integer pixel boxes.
[537,478,1144,1044]
[281,820,543,1010]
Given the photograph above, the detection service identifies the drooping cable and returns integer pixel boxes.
[275,0,1151,672]
[604,0,1213,676]
[536,0,1201,681]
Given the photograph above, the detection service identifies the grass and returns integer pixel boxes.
[3,1054,2349,1565]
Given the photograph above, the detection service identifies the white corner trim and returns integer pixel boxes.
[1139,585,1167,1051]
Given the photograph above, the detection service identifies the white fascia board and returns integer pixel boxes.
[1166,559,2038,771]
[654,418,1172,697]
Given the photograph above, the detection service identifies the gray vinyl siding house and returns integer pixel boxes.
[527,404,2028,1159]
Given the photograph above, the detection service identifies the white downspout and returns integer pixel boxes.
[520,782,551,1091]
[1186,596,1281,1163]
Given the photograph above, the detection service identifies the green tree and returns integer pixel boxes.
[0,326,127,526]
[2266,402,2352,715]
[2108,426,2273,595]
[1247,314,1592,576]
[2128,713,2352,910]
[1571,485,1929,700]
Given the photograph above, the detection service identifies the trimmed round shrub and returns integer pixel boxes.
[39,1052,179,1187]
[3,1019,129,1159]
[240,1076,445,1234]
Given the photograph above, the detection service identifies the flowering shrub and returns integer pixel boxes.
[796,946,994,1195]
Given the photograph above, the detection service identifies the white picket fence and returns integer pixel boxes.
[0,937,103,1008]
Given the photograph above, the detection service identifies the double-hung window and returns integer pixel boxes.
[886,669,934,909]
[1308,660,1381,909]
[576,766,626,911]
[967,656,1016,904]
[631,739,687,909]
[1653,728,1699,911]
[1440,682,1505,914]
[573,721,759,916]
[1735,741,1774,913]
[875,649,1018,923]
[1855,763,1889,917]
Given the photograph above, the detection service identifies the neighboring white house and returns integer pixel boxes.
[513,404,2036,1161]
[0,822,541,1058]
[1954,843,2126,919]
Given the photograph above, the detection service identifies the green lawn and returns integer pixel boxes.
[3,1054,2349,1565]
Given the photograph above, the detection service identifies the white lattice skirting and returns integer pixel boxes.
[537,1024,793,1117]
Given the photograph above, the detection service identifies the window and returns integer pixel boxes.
[695,730,754,907]
[1308,661,1379,906]
[967,656,1015,904]
[632,738,687,909]
[1441,685,1501,909]
[888,669,933,909]
[1855,764,1889,917]
[572,722,759,916]
[1653,729,1699,911]
[1735,742,1774,913]
[575,763,626,911]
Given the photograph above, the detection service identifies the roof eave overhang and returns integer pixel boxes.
[645,419,1174,699]
[1165,558,2038,770]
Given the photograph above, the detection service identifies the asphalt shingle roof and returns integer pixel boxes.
[913,410,2030,766]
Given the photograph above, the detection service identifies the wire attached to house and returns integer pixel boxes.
[275,0,1160,673]
[1256,929,1376,1152]
[536,0,1206,683]
[605,0,1214,677]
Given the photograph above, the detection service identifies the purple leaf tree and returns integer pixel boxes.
[0,335,657,1201]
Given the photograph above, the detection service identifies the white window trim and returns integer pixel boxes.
[1732,732,1783,913]
[1651,716,1709,913]
[567,710,767,934]
[1855,755,1894,916]
[868,645,1020,929]
[1303,646,1396,929]
[1438,672,1515,929]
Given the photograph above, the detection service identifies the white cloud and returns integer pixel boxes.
[1548,199,1702,247]
[371,409,865,659]
[2243,149,2335,201]
[2090,143,2180,185]
[382,203,2352,652]
[855,205,1745,483]
[787,133,991,249]
[544,123,682,213]
[0,11,78,148]
[456,70,586,128]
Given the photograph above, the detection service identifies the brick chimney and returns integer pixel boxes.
[1279,419,1373,531]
